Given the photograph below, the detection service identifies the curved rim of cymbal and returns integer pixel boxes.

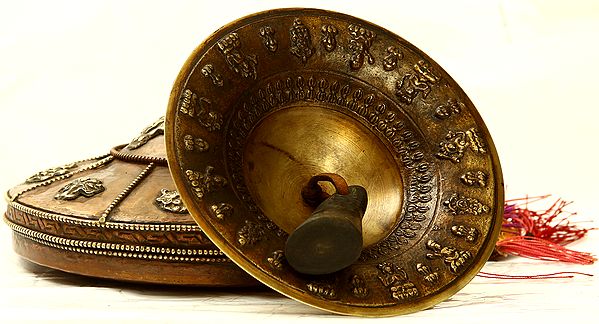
[165,7,504,316]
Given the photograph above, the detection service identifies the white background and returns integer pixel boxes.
[0,0,597,322]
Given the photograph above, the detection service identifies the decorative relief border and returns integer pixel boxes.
[5,205,212,247]
[222,70,438,261]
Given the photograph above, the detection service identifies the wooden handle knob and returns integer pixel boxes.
[285,185,367,275]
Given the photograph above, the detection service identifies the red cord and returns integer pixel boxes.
[498,196,595,264]
[496,236,596,264]
[478,271,593,279]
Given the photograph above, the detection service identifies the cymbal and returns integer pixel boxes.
[166,8,503,316]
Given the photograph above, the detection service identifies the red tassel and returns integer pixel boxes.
[495,195,596,264]
[496,236,595,264]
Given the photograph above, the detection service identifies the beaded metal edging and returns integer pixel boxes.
[6,201,202,232]
[110,145,168,166]
[5,218,228,263]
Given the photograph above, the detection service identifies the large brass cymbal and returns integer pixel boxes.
[166,8,503,316]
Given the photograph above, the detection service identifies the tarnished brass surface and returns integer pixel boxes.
[166,9,503,316]
[3,118,259,286]
[244,106,402,247]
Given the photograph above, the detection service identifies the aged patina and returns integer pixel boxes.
[165,8,503,316]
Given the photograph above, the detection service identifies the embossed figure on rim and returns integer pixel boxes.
[211,202,233,220]
[434,99,463,120]
[237,220,265,246]
[267,250,285,270]
[201,64,224,87]
[451,225,479,243]
[395,60,440,104]
[377,262,419,301]
[259,26,278,53]
[320,24,338,52]
[185,166,227,199]
[306,282,337,300]
[289,19,314,63]
[217,32,258,79]
[382,46,403,71]
[350,275,369,298]
[436,127,486,163]
[416,263,439,285]
[425,240,472,274]
[444,193,490,216]
[178,89,223,132]
[348,24,376,70]
[183,135,210,152]
[460,171,488,187]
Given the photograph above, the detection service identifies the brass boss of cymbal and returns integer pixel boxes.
[166,8,503,317]
[242,105,403,249]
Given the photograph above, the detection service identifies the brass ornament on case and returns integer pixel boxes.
[3,117,258,287]
[166,8,503,316]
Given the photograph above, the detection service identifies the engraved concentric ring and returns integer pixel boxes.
[165,8,503,317]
